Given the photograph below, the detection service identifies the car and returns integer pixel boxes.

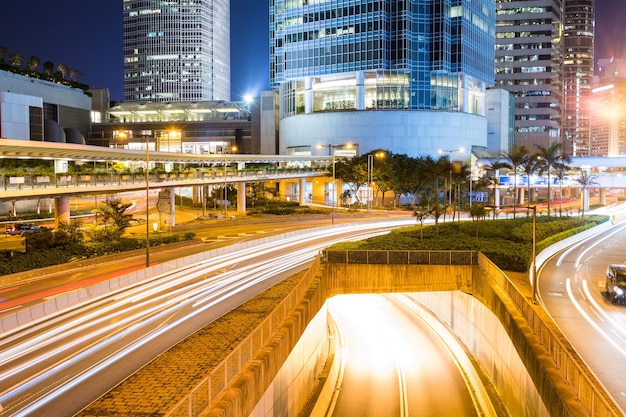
[5,223,41,236]
[605,264,626,304]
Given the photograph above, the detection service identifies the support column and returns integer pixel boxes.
[299,178,307,206]
[55,196,70,229]
[237,182,246,214]
[599,188,606,206]
[495,188,501,209]
[169,187,176,227]
[356,71,365,110]
[304,77,313,114]
[582,189,590,213]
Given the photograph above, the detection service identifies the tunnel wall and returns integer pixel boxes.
[196,260,606,417]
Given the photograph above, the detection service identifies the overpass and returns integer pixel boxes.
[0,139,334,227]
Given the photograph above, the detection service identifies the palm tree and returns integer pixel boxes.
[43,61,54,77]
[483,160,510,218]
[501,145,529,218]
[519,155,540,214]
[535,143,571,216]
[554,164,569,216]
[27,56,40,72]
[575,169,598,218]
[9,51,23,68]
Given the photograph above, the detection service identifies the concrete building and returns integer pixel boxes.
[270,0,496,160]
[495,0,564,150]
[591,59,626,156]
[123,0,230,103]
[0,69,91,143]
[562,0,595,156]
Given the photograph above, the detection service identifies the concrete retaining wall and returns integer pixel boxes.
[197,261,599,417]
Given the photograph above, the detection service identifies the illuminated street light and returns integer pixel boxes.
[319,143,354,224]
[439,148,464,219]
[367,151,386,212]
[145,134,150,267]
[223,144,237,220]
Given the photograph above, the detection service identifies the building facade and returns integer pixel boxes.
[123,0,230,103]
[562,0,595,156]
[270,0,496,159]
[0,69,91,143]
[591,59,626,156]
[495,0,564,151]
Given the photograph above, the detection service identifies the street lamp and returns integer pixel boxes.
[223,144,237,220]
[529,205,538,303]
[367,151,386,212]
[439,148,464,219]
[319,143,353,224]
[145,134,150,267]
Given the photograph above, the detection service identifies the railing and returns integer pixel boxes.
[478,254,622,417]
[165,255,322,417]
[0,168,325,192]
[323,249,478,265]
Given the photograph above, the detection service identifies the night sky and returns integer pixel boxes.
[0,1,621,103]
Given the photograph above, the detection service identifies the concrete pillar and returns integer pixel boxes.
[461,74,469,113]
[495,188,501,209]
[55,196,70,229]
[237,182,246,214]
[299,178,307,206]
[305,77,313,114]
[519,187,525,206]
[356,71,365,110]
[599,188,606,206]
[582,189,590,212]
[169,187,176,227]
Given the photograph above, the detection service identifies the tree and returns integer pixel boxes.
[56,63,69,79]
[43,61,54,77]
[554,164,569,216]
[89,198,133,241]
[535,142,571,216]
[575,169,598,218]
[9,51,23,68]
[0,45,7,64]
[334,156,368,206]
[482,160,510,218]
[469,203,488,237]
[519,155,539,212]
[27,56,40,72]
[501,145,529,218]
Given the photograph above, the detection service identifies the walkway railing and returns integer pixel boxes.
[323,249,478,265]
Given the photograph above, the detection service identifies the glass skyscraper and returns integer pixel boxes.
[563,0,595,156]
[270,0,496,158]
[123,0,230,103]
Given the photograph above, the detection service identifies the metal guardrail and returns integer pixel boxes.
[478,254,621,417]
[323,249,478,265]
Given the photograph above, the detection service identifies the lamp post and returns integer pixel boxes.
[319,143,353,224]
[223,144,237,220]
[439,148,464,219]
[529,205,537,303]
[367,151,386,212]
[145,134,150,268]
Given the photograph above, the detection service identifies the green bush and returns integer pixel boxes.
[327,215,608,272]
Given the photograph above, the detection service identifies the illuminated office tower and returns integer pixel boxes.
[270,0,496,158]
[123,0,230,103]
[562,0,595,156]
[495,0,564,150]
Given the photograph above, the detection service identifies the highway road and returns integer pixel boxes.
[539,203,626,413]
[0,219,414,416]
[326,294,495,417]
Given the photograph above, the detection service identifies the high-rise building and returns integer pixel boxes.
[122,0,230,103]
[562,0,595,156]
[495,0,564,150]
[591,59,626,156]
[269,0,496,158]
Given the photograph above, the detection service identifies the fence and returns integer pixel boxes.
[323,249,478,265]
[478,254,622,417]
